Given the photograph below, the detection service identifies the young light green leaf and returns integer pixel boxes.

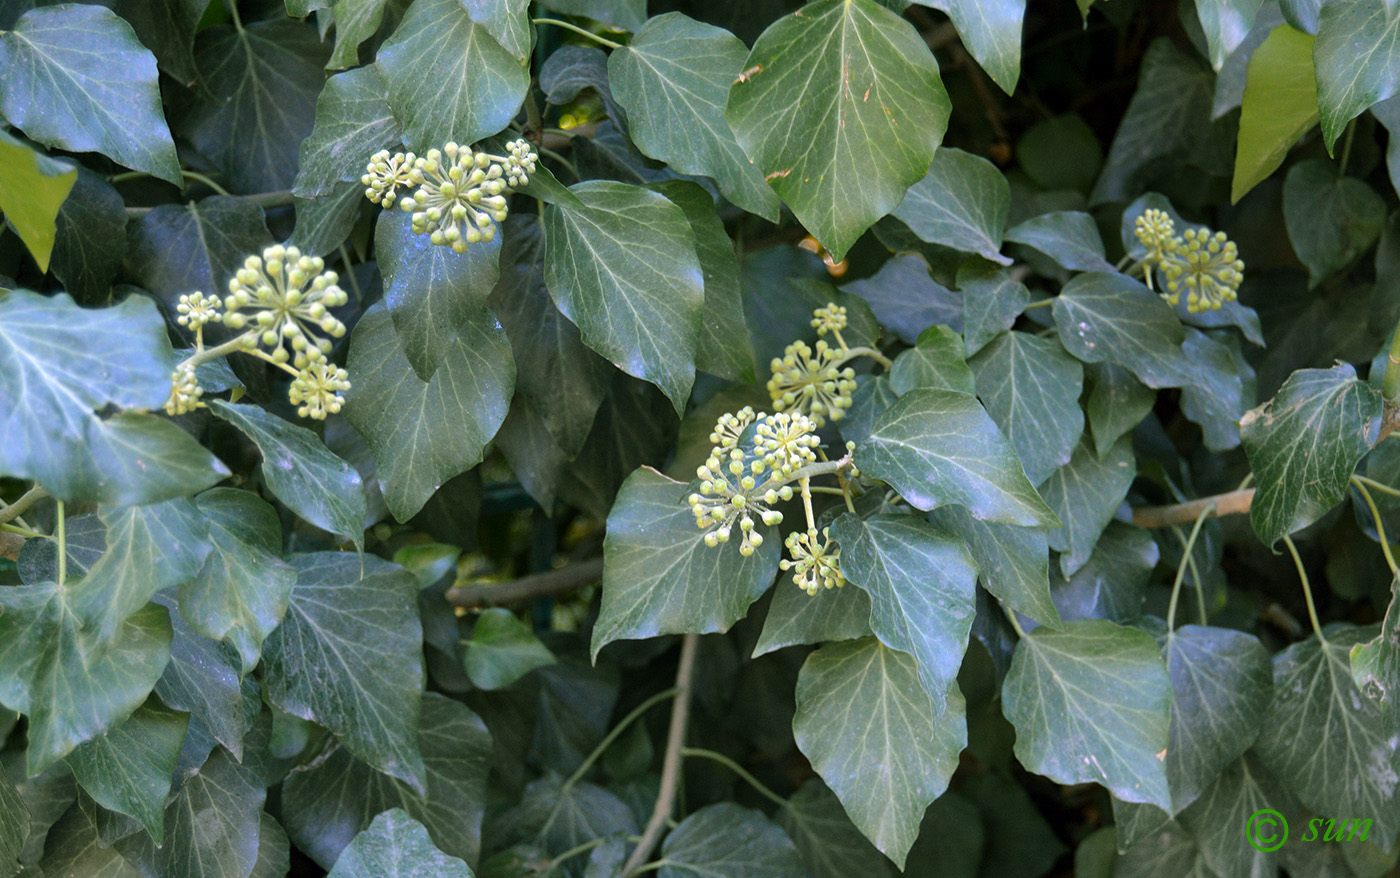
[179,488,297,674]
[929,504,1059,629]
[1195,0,1263,70]
[377,0,529,150]
[1052,272,1191,389]
[610,14,781,221]
[726,0,952,260]
[593,467,779,659]
[1254,625,1400,841]
[1232,24,1317,204]
[343,303,514,521]
[1313,0,1400,150]
[0,130,76,273]
[752,576,874,657]
[892,148,1011,266]
[889,325,975,396]
[660,803,808,878]
[777,780,896,878]
[831,514,978,712]
[959,262,1030,356]
[0,588,171,775]
[969,331,1084,485]
[1003,619,1173,811]
[1039,435,1135,578]
[856,387,1060,527]
[294,65,403,198]
[463,608,556,691]
[1241,364,1383,546]
[1004,210,1113,274]
[1086,363,1156,457]
[281,694,492,870]
[1283,159,1387,287]
[327,809,472,878]
[543,181,704,415]
[65,697,189,844]
[908,0,1025,92]
[0,5,180,184]
[793,638,965,868]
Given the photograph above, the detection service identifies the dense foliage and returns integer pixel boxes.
[2,0,1400,875]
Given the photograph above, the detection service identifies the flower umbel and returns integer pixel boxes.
[781,529,844,595]
[687,409,798,557]
[1160,227,1245,313]
[767,339,857,427]
[222,244,349,369]
[164,365,202,416]
[1133,208,1175,264]
[362,149,416,206]
[175,291,221,332]
[289,352,351,420]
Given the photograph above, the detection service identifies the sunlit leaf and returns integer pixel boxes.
[1313,0,1400,149]
[909,0,1025,91]
[0,130,76,273]
[1232,24,1317,203]
[462,608,556,691]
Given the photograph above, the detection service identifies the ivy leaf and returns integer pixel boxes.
[64,697,189,844]
[0,770,24,877]
[1038,435,1136,578]
[462,608,556,691]
[855,387,1060,527]
[36,799,140,878]
[294,65,403,199]
[110,0,210,86]
[776,780,894,878]
[831,514,978,713]
[889,326,975,396]
[536,0,644,30]
[1241,364,1383,546]
[793,638,965,868]
[1002,619,1173,811]
[1003,211,1114,274]
[1052,272,1190,389]
[1162,625,1273,813]
[1313,0,1400,150]
[0,290,230,504]
[1283,159,1386,287]
[263,552,427,794]
[0,588,170,775]
[51,169,126,305]
[609,13,781,221]
[969,331,1084,485]
[153,593,248,762]
[1195,0,1263,70]
[959,262,1030,356]
[1255,625,1400,841]
[180,20,330,193]
[541,45,625,126]
[908,0,1024,92]
[281,694,492,870]
[1050,521,1157,624]
[752,575,873,656]
[314,0,393,71]
[659,803,808,878]
[377,0,529,150]
[343,302,514,521]
[1350,576,1400,730]
[0,5,180,184]
[327,809,472,878]
[1177,329,1254,452]
[1086,363,1156,457]
[891,148,1011,266]
[495,775,637,861]
[592,467,779,659]
[929,504,1059,629]
[1177,754,1287,878]
[725,0,951,260]
[543,181,705,415]
[0,130,76,273]
[1232,24,1317,204]
[123,195,273,309]
[844,253,963,345]
[179,488,298,674]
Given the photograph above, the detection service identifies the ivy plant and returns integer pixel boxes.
[2,0,1400,876]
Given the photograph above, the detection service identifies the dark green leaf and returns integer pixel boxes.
[543,180,704,414]
[908,0,1024,92]
[1351,575,1400,730]
[1038,435,1135,577]
[929,504,1059,629]
[752,575,874,656]
[889,325,975,396]
[1177,328,1254,451]
[251,811,290,878]
[969,331,1084,485]
[123,195,273,309]
[377,0,529,150]
[891,148,1011,266]
[1232,23,1318,204]
[1052,272,1190,389]
[321,0,393,70]
[153,593,248,762]
[1112,819,1214,877]
[1241,364,1383,546]
[1049,521,1156,623]
[843,252,962,344]
[1085,363,1155,457]
[610,14,781,221]
[541,45,625,126]
[327,809,472,878]
[856,387,1060,527]
[463,608,556,690]
[959,262,1029,356]
[1015,115,1102,193]
[110,0,209,85]
[1313,0,1400,149]
[50,169,126,305]
[179,488,297,674]
[343,302,514,521]
[0,771,26,877]
[1177,754,1286,878]
[725,0,951,260]
[37,798,141,878]
[593,467,779,658]
[1283,159,1386,286]
[64,697,188,843]
[1003,210,1113,274]
[659,803,806,878]
[557,373,677,520]
[282,694,493,870]
[263,553,426,792]
[793,637,964,868]
[900,791,983,878]
[959,771,1067,878]
[0,129,76,275]
[493,774,637,859]
[294,65,404,198]
[777,779,895,878]
[0,5,180,184]
[1002,619,1173,810]
[210,400,367,548]
[1255,625,1400,841]
[181,20,329,193]
[831,513,978,711]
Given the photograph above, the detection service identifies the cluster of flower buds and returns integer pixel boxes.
[781,528,845,595]
[767,338,857,427]
[165,364,203,416]
[1134,208,1245,313]
[811,303,847,336]
[362,139,538,253]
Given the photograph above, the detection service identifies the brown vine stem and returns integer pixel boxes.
[444,557,604,608]
[0,485,46,527]
[623,633,699,876]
